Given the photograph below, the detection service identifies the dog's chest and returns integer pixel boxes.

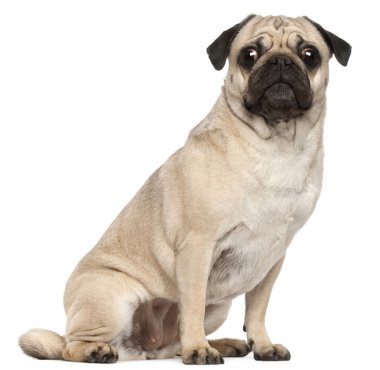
[207,181,319,303]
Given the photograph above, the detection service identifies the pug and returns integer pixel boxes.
[19,14,351,365]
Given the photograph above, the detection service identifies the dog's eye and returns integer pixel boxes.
[238,47,260,70]
[299,47,321,69]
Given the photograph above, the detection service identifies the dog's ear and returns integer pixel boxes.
[304,17,352,66]
[207,15,255,71]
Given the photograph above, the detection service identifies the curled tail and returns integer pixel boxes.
[19,329,65,360]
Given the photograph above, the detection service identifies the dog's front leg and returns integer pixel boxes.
[244,255,291,361]
[176,236,224,365]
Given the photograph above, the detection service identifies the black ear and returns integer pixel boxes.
[304,17,352,66]
[207,15,255,71]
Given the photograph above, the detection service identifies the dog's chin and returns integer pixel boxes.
[244,82,310,123]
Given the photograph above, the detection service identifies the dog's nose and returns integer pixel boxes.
[269,55,292,66]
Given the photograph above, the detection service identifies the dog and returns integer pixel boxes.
[19,14,351,365]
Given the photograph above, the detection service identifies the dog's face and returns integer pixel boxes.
[207,15,351,124]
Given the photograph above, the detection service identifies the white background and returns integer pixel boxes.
[1,0,379,369]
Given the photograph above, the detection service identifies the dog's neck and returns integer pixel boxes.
[220,86,325,153]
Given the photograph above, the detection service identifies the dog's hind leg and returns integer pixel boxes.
[62,271,148,363]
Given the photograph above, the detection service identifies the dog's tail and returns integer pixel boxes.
[19,329,66,360]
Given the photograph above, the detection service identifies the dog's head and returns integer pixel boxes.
[207,15,351,124]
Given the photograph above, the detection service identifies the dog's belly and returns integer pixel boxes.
[207,221,294,303]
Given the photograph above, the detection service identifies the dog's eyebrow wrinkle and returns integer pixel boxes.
[254,31,273,39]
[296,34,305,45]
[273,17,283,30]
[280,28,285,47]
[293,34,308,51]
[286,31,303,49]
[253,32,273,49]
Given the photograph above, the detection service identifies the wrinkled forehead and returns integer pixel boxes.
[235,15,326,52]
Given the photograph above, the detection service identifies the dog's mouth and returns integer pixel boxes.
[261,82,298,110]
[248,82,299,120]
[244,81,312,122]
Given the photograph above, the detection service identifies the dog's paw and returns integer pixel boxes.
[85,343,119,363]
[253,344,291,361]
[182,346,224,365]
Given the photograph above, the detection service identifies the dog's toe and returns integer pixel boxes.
[253,344,291,361]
